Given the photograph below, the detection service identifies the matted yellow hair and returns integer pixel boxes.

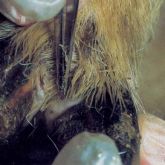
[5,0,164,111]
